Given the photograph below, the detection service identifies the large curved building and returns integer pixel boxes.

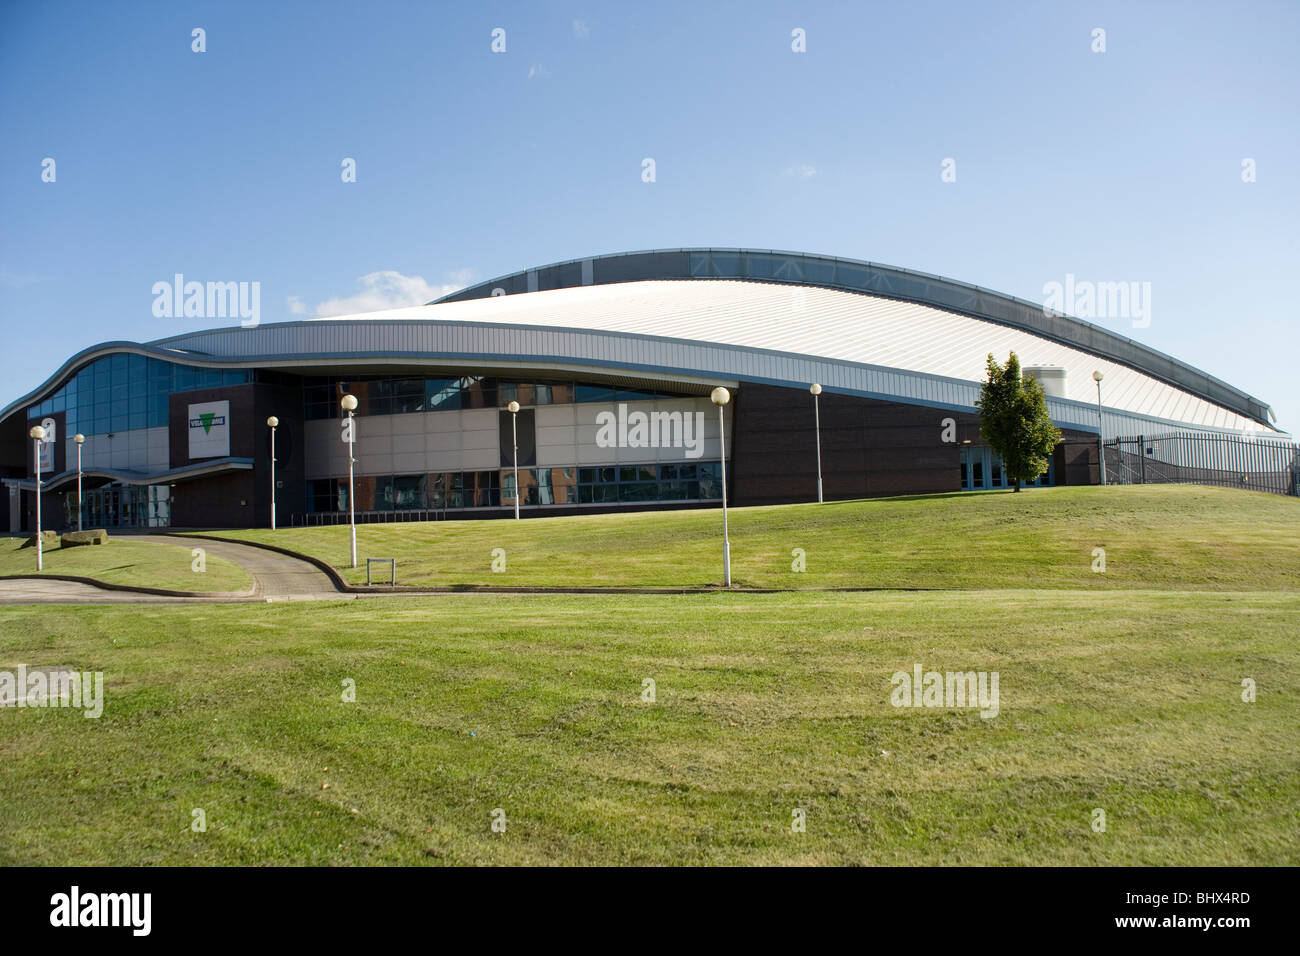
[1,248,1288,530]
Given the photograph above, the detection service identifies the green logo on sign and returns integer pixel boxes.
[199,412,216,434]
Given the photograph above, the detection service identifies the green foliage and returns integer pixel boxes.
[977,352,1063,491]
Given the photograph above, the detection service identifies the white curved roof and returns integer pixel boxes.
[316,279,1265,433]
[4,277,1274,439]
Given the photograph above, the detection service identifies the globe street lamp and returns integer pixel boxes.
[1092,370,1106,487]
[340,394,358,567]
[507,400,521,520]
[810,383,824,503]
[73,433,85,532]
[266,416,279,531]
[29,425,45,570]
[710,387,732,587]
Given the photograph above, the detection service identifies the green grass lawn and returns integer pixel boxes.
[0,589,1296,865]
[196,485,1300,590]
[0,537,252,593]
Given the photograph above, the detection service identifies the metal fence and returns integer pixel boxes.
[290,508,453,527]
[1103,431,1300,496]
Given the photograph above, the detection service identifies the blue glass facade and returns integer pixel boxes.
[304,461,724,513]
[26,354,251,437]
[576,462,723,503]
[303,375,692,420]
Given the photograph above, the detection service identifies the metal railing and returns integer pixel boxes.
[1103,431,1300,496]
[291,508,456,526]
[366,557,396,585]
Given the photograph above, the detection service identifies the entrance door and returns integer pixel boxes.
[959,447,1054,490]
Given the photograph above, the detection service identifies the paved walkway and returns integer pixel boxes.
[0,535,349,605]
[139,535,344,601]
[0,578,195,604]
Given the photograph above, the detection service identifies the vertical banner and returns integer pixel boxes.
[27,413,61,475]
[38,416,55,472]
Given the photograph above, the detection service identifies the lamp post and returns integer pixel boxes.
[73,433,84,532]
[341,394,358,567]
[810,383,824,503]
[29,425,45,571]
[266,416,279,531]
[1092,371,1106,487]
[507,400,521,519]
[710,386,732,587]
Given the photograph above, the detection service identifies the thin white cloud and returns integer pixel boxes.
[291,270,467,318]
[572,19,590,39]
[783,164,818,178]
[527,63,551,80]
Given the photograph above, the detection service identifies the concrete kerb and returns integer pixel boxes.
[0,571,258,600]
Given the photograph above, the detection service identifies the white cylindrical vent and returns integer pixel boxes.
[1023,366,1068,399]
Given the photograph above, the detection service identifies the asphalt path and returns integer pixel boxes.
[0,535,350,605]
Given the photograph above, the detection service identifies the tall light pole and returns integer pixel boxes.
[73,433,84,532]
[1092,370,1106,487]
[266,416,279,531]
[507,400,521,520]
[29,425,45,571]
[341,394,358,567]
[710,386,732,587]
[810,383,824,503]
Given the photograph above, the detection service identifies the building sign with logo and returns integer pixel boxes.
[188,400,230,459]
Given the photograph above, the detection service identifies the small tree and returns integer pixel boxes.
[976,352,1061,492]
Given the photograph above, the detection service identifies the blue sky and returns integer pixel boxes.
[2,0,1297,429]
